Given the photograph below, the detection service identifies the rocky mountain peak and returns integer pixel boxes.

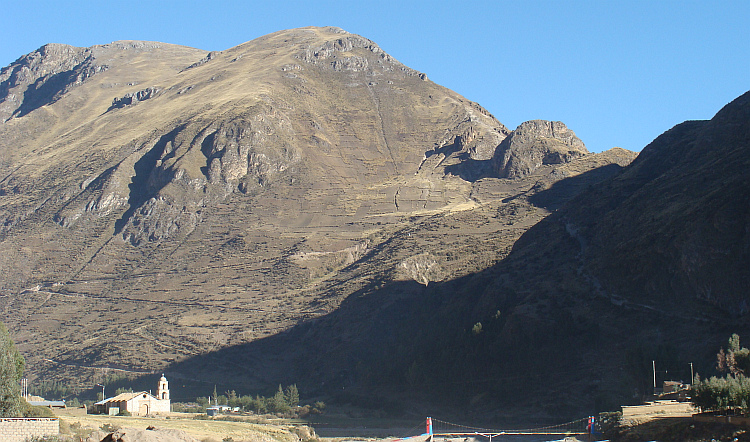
[494,120,589,178]
[0,43,97,121]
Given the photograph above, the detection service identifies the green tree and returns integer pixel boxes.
[693,335,750,413]
[269,385,290,413]
[226,390,238,407]
[0,321,25,417]
[254,394,268,413]
[284,384,299,407]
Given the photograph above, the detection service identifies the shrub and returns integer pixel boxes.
[172,402,205,413]
[693,373,750,412]
[691,335,750,413]
[23,404,55,418]
[0,321,24,417]
[597,411,622,436]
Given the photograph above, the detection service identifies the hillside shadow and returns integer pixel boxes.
[527,163,624,210]
[444,155,494,182]
[120,163,638,412]
[13,64,88,118]
[114,127,182,235]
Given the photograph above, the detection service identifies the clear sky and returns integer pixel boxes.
[2,0,748,152]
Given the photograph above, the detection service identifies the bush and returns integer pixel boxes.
[692,373,750,412]
[690,335,750,413]
[172,402,205,413]
[62,421,96,440]
[597,411,622,436]
[0,321,24,417]
[23,404,55,418]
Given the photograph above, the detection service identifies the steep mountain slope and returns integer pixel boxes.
[166,91,750,418]
[505,90,750,317]
[564,92,750,313]
[0,27,635,404]
[457,90,750,411]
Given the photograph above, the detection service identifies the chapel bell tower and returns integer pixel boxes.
[157,374,170,401]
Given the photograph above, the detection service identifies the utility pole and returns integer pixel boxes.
[652,360,657,392]
[96,383,105,401]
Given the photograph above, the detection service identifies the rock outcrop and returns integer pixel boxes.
[108,87,161,110]
[494,120,588,178]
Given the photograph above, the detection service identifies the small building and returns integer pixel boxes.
[206,405,238,416]
[93,374,171,416]
[27,400,67,409]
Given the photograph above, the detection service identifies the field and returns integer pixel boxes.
[55,410,312,442]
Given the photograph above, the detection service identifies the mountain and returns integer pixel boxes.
[0,27,640,410]
[205,90,750,418]
[428,89,750,413]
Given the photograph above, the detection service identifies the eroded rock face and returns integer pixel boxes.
[494,120,588,178]
[201,108,299,193]
[400,253,445,286]
[0,43,105,120]
[108,87,161,110]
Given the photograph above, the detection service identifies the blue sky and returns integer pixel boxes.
[2,0,748,152]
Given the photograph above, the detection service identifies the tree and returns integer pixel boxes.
[717,334,750,376]
[284,384,299,408]
[0,321,25,417]
[693,334,750,413]
[225,389,238,407]
[269,385,290,413]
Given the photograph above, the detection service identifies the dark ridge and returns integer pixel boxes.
[114,127,183,234]
[199,131,220,178]
[444,155,494,182]
[527,163,625,210]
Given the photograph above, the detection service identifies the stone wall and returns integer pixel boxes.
[693,412,750,427]
[0,418,59,442]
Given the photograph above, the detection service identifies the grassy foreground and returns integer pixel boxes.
[55,410,309,442]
